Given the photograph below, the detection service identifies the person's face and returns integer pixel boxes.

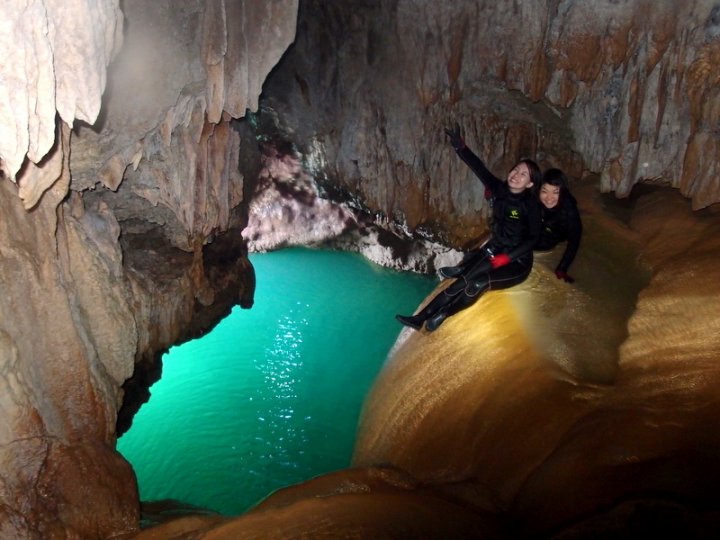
[507,163,533,193]
[539,183,561,209]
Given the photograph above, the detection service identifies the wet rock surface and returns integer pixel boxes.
[1,1,720,538]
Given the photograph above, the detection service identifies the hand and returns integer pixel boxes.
[444,123,465,150]
[555,269,575,283]
[490,254,511,269]
[484,187,493,200]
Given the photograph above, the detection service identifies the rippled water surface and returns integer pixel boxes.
[117,248,434,515]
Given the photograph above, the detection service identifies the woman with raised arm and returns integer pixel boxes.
[396,125,542,332]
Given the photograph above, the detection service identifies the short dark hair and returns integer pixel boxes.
[540,168,576,206]
[541,168,568,189]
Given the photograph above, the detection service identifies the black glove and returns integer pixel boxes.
[444,123,466,151]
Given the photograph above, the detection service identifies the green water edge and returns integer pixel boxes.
[117,247,435,516]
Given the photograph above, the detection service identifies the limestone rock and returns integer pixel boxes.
[0,170,141,538]
[243,143,464,272]
[69,0,298,251]
[259,0,720,252]
[0,0,122,184]
[0,1,298,538]
[352,186,720,535]
[126,467,507,539]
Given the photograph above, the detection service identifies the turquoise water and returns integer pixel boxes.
[117,247,434,515]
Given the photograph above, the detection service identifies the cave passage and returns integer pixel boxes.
[117,247,435,515]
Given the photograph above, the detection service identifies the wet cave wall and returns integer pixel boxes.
[258,0,720,247]
[0,1,297,538]
[0,1,719,539]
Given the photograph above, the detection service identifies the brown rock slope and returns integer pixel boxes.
[125,188,720,538]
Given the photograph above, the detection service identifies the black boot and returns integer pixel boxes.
[395,314,425,330]
[439,265,464,279]
[425,311,448,332]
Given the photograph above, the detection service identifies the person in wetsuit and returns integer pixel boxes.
[436,167,583,283]
[536,168,582,283]
[395,125,542,332]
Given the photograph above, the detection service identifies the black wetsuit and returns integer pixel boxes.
[535,193,582,274]
[410,147,541,326]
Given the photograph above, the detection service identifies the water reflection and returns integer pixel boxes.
[250,306,310,478]
[115,248,436,515]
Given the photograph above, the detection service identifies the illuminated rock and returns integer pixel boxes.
[0,0,122,197]
[1,0,720,538]
[260,0,720,236]
[0,1,297,538]
[352,187,720,535]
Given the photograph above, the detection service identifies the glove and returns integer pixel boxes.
[489,254,511,269]
[555,269,575,283]
[444,123,466,150]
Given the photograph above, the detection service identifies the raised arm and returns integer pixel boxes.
[445,125,504,195]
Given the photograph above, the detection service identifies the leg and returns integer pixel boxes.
[426,277,489,331]
[427,259,533,331]
[396,277,466,330]
[439,249,489,278]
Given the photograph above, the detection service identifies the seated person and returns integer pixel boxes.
[396,125,542,332]
[441,167,583,283]
[535,168,582,283]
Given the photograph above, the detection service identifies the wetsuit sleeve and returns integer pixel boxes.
[455,146,504,195]
[507,198,542,262]
[556,203,583,273]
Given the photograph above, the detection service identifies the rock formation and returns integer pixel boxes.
[0,0,297,538]
[1,0,719,538]
[353,186,720,537]
[124,179,720,539]
[259,0,720,247]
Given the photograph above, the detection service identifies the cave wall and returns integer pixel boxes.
[0,129,141,538]
[0,1,297,538]
[259,0,720,250]
[1,0,719,538]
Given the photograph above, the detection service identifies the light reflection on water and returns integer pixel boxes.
[254,309,308,474]
[117,248,434,515]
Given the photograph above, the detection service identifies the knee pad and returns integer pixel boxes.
[464,280,486,297]
[443,277,467,297]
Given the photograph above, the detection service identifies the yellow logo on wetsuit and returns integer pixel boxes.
[508,208,521,219]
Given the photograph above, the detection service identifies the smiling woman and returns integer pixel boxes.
[117,247,434,515]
